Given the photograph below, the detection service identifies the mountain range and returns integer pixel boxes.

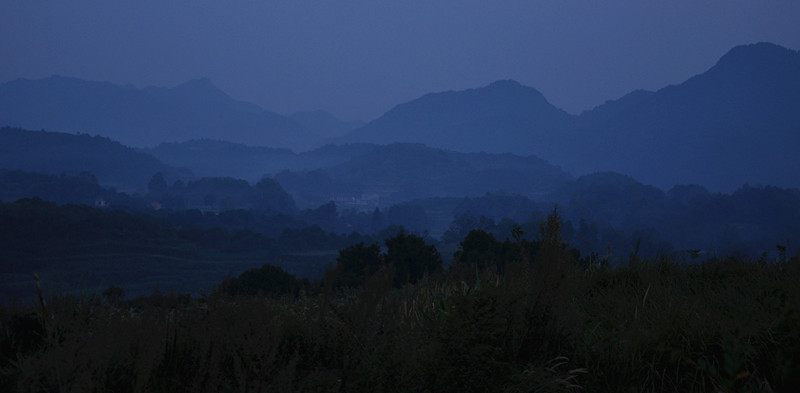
[338,42,800,191]
[565,42,800,191]
[0,76,358,149]
[1,42,798,191]
[143,139,572,208]
[339,79,573,153]
[2,126,799,264]
[273,143,571,207]
[0,127,570,209]
[0,127,191,192]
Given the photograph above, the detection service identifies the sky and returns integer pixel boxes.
[2,1,799,122]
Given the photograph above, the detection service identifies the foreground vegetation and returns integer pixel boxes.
[2,213,799,392]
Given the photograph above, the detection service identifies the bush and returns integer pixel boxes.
[216,264,302,297]
[3,229,799,392]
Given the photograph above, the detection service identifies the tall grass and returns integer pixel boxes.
[2,253,798,392]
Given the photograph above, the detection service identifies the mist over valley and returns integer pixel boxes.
[2,30,800,391]
[2,42,800,296]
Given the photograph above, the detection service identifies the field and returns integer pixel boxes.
[2,243,798,392]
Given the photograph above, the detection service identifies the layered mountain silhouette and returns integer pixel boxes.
[0,76,316,149]
[145,139,571,207]
[568,42,800,191]
[2,42,798,191]
[142,140,377,182]
[0,127,191,191]
[341,42,800,191]
[275,143,571,207]
[339,79,574,153]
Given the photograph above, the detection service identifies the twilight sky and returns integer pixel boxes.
[2,1,799,122]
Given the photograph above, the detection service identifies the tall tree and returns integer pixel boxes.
[385,232,442,286]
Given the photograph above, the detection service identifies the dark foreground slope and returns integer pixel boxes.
[2,231,798,392]
[0,198,326,301]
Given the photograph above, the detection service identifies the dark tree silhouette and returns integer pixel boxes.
[335,242,383,287]
[385,231,442,286]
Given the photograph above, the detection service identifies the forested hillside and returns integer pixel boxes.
[0,127,191,191]
[2,208,798,392]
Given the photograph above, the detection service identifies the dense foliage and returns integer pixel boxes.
[147,173,297,214]
[0,198,331,300]
[2,210,798,392]
[0,169,142,207]
[4,128,800,261]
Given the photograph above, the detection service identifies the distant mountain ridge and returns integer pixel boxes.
[566,42,800,191]
[274,142,572,208]
[142,140,376,182]
[342,42,800,191]
[0,76,315,149]
[2,42,798,191]
[143,139,571,207]
[0,127,192,191]
[340,79,573,153]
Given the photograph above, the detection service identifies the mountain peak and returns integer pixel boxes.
[340,78,571,153]
[486,79,522,88]
[715,42,799,71]
[479,79,549,104]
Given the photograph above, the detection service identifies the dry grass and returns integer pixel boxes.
[2,252,799,392]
